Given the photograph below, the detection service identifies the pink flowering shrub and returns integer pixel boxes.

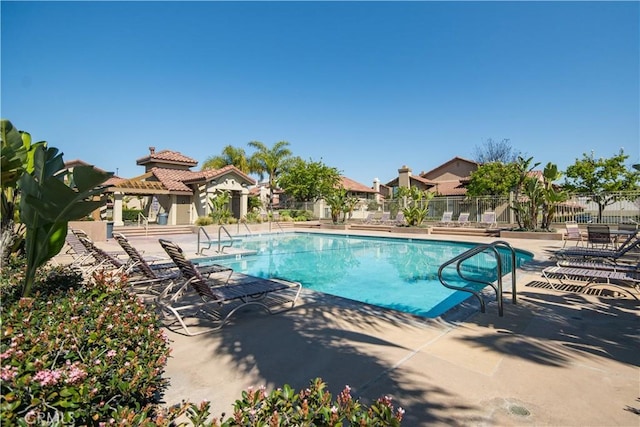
[0,261,404,425]
[188,378,404,426]
[0,270,171,424]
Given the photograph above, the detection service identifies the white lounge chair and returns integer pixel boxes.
[478,211,497,229]
[454,212,471,227]
[436,211,453,226]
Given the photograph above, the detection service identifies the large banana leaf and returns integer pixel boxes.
[0,120,31,186]
[19,144,112,296]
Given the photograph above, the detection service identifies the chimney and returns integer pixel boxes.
[149,146,155,155]
[398,165,412,188]
[373,177,380,192]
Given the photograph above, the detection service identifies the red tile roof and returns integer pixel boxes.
[136,149,198,166]
[151,168,196,193]
[340,176,377,193]
[195,165,256,185]
[430,180,467,196]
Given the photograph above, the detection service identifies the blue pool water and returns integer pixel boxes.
[206,233,532,318]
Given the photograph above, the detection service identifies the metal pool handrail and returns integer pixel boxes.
[197,226,235,255]
[438,240,517,317]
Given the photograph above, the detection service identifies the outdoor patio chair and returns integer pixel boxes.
[478,211,497,229]
[553,234,640,263]
[76,235,128,277]
[557,258,639,273]
[618,223,638,232]
[374,212,390,224]
[613,223,639,248]
[157,239,302,335]
[71,228,126,258]
[392,212,406,226]
[436,211,453,226]
[454,212,471,227]
[64,229,97,270]
[362,213,375,224]
[586,224,613,249]
[113,233,180,295]
[542,265,639,299]
[562,221,585,248]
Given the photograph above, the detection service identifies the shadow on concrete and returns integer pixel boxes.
[187,293,482,425]
[454,283,639,368]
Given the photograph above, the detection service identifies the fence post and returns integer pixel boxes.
[509,191,515,225]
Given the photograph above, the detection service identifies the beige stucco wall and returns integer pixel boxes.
[68,220,108,242]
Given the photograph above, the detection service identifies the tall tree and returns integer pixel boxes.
[278,157,341,202]
[466,162,520,196]
[473,138,520,164]
[248,140,293,211]
[201,145,253,173]
[563,149,640,222]
[511,156,541,228]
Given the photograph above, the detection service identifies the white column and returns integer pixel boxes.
[240,188,249,219]
[113,192,124,226]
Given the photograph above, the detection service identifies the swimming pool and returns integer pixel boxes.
[205,233,532,317]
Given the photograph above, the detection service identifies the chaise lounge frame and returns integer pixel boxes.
[542,265,639,300]
[157,239,302,335]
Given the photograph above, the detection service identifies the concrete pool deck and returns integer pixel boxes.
[90,229,639,426]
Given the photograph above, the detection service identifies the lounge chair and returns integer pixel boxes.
[392,212,406,226]
[586,224,613,249]
[157,239,302,335]
[113,233,180,294]
[72,228,126,258]
[612,223,638,248]
[76,235,128,277]
[64,229,97,270]
[562,221,585,248]
[362,213,375,224]
[553,235,640,263]
[542,265,639,299]
[478,211,497,229]
[436,211,453,226]
[557,258,639,273]
[454,212,471,227]
[375,213,390,224]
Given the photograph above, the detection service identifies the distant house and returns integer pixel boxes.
[383,157,479,197]
[107,147,255,226]
[261,175,379,219]
[340,176,378,201]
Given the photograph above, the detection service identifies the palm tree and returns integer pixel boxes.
[248,140,292,212]
[201,145,252,173]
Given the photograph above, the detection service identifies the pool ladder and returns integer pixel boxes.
[437,240,517,317]
[197,226,234,255]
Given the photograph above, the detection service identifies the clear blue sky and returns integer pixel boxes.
[2,1,639,186]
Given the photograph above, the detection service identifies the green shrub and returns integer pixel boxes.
[122,208,143,222]
[190,378,404,426]
[0,271,171,425]
[0,264,404,425]
[290,209,314,221]
[243,211,263,224]
[195,216,214,226]
[0,258,83,305]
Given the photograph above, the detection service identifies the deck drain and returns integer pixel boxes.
[509,405,531,417]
